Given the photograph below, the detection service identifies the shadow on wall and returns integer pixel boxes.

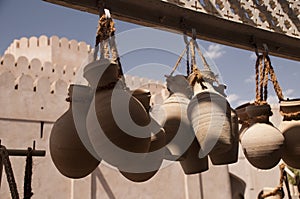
[231,173,246,199]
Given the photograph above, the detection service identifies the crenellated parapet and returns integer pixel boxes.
[0,53,79,84]
[4,35,92,70]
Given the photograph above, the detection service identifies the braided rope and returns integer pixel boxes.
[259,55,265,102]
[23,148,33,199]
[169,40,191,76]
[265,55,284,101]
[0,146,19,199]
[255,55,262,103]
[263,55,269,101]
[190,39,196,73]
[194,41,211,72]
[280,110,300,121]
[261,164,286,198]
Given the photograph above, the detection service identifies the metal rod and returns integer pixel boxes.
[6,149,45,157]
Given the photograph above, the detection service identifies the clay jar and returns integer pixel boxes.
[119,89,166,182]
[50,85,100,179]
[279,99,300,169]
[84,59,151,167]
[151,75,195,161]
[236,103,284,169]
[209,109,239,165]
[187,74,233,159]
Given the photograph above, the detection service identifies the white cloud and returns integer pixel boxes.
[250,53,257,60]
[204,44,225,60]
[227,94,240,104]
[267,89,295,104]
[244,75,255,84]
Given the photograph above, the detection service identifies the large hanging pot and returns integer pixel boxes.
[210,108,239,165]
[236,103,284,169]
[151,75,195,161]
[188,70,233,159]
[50,84,100,179]
[279,99,300,169]
[179,138,209,174]
[119,89,166,182]
[84,59,151,167]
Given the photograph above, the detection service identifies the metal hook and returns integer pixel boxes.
[254,43,259,57]
[192,28,197,40]
[263,43,269,56]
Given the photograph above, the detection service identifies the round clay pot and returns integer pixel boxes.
[279,99,300,169]
[236,103,284,169]
[50,85,100,179]
[210,109,239,165]
[240,123,284,169]
[84,59,151,167]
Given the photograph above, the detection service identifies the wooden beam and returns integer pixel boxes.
[43,0,300,62]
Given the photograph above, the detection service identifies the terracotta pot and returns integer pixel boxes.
[150,75,195,161]
[50,85,100,179]
[210,109,239,165]
[120,128,166,182]
[236,103,284,169]
[187,89,232,157]
[120,89,166,182]
[179,138,209,174]
[279,99,300,169]
[84,59,151,167]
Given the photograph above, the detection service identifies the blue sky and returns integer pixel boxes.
[1,0,299,108]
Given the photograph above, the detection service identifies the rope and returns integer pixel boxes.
[194,41,211,72]
[186,41,190,76]
[0,146,19,199]
[169,40,191,76]
[263,55,269,101]
[23,148,33,199]
[280,110,300,121]
[259,55,265,102]
[190,39,196,73]
[265,55,284,101]
[255,55,262,103]
[260,163,286,198]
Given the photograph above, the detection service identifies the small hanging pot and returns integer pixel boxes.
[50,84,100,179]
[119,89,166,182]
[236,103,284,169]
[279,99,300,169]
[84,59,151,167]
[151,75,195,161]
[188,69,233,158]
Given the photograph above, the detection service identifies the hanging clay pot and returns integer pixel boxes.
[279,99,300,169]
[151,75,195,161]
[120,128,166,182]
[84,59,151,167]
[210,108,239,165]
[236,103,284,169]
[187,70,233,158]
[119,88,166,182]
[50,84,100,179]
[179,138,209,174]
